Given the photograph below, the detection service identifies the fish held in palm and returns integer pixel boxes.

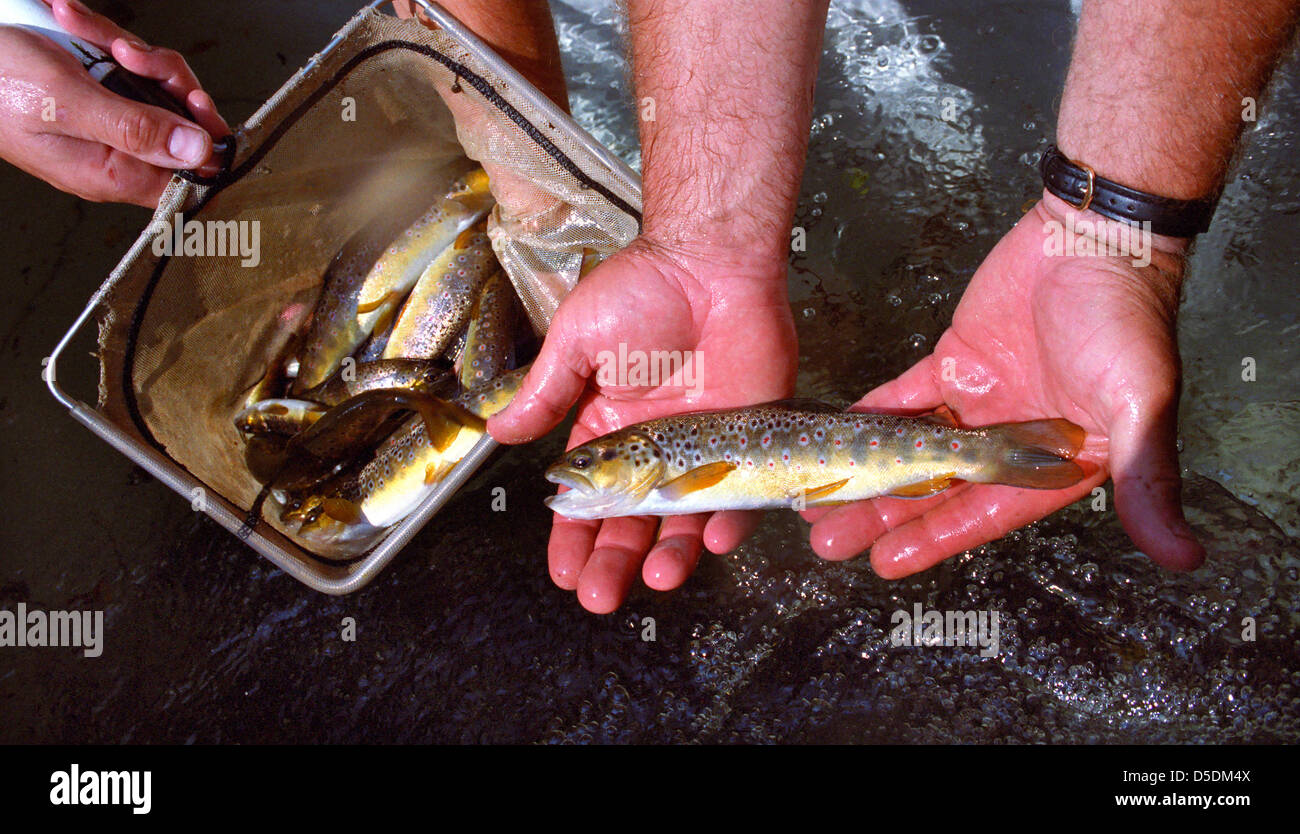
[543,400,1089,520]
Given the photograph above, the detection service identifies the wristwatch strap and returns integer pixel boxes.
[1039,145,1218,238]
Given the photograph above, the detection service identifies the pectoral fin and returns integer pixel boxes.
[322,497,363,524]
[413,397,486,452]
[803,478,851,503]
[889,473,956,498]
[356,289,402,315]
[658,461,736,500]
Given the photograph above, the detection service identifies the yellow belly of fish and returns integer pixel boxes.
[635,455,976,515]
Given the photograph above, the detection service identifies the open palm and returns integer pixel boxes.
[805,197,1206,577]
[489,239,797,612]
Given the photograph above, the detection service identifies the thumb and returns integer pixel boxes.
[59,77,212,170]
[1108,391,1206,571]
[488,328,591,444]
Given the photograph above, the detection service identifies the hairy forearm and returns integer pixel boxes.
[397,0,569,109]
[629,0,830,268]
[1058,0,1300,200]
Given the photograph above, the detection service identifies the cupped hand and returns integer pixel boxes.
[489,237,797,613]
[0,0,229,207]
[804,193,1207,577]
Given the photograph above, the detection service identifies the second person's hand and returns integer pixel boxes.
[0,0,229,207]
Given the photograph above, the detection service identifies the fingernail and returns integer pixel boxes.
[167,125,207,166]
[66,0,91,16]
[125,37,153,52]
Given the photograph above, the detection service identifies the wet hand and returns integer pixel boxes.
[804,193,1206,577]
[490,238,797,613]
[0,0,229,207]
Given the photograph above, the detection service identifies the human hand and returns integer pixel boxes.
[804,192,1206,577]
[0,0,229,207]
[489,238,797,613]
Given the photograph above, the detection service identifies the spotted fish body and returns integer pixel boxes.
[298,358,453,407]
[458,270,516,388]
[353,170,493,318]
[293,368,528,555]
[544,401,1087,519]
[294,170,493,392]
[382,231,497,360]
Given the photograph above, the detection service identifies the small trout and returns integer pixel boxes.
[294,170,493,391]
[382,230,497,360]
[544,400,1088,519]
[458,270,516,388]
[298,358,454,407]
[291,367,528,556]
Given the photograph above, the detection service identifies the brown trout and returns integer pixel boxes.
[298,358,454,407]
[290,367,528,555]
[294,170,493,391]
[544,400,1088,519]
[382,230,497,360]
[458,270,516,388]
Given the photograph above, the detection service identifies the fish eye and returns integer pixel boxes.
[571,454,592,469]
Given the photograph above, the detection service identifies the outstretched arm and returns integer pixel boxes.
[489,0,830,613]
[395,0,568,110]
[807,0,1300,577]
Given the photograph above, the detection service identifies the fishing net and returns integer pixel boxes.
[78,3,641,584]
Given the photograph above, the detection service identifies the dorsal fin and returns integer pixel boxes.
[759,397,846,414]
[922,405,959,428]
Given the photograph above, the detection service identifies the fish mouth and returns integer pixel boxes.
[544,489,633,520]
[544,467,596,495]
[544,469,642,519]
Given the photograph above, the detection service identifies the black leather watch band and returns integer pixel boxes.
[1039,145,1218,238]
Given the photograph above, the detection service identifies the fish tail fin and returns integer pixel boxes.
[983,418,1088,490]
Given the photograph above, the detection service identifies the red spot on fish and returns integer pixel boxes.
[915,440,924,449]
[951,440,961,450]
[869,439,879,448]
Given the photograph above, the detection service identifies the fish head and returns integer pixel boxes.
[544,429,665,518]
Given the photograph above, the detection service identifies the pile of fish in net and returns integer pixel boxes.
[233,168,532,559]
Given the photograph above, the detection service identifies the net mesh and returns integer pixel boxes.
[90,8,640,560]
